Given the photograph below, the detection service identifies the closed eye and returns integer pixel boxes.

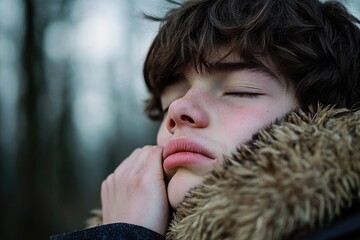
[224,92,262,98]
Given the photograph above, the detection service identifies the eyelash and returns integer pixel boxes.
[224,92,262,98]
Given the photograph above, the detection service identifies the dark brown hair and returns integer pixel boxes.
[143,0,360,120]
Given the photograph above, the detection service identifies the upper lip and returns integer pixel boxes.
[163,137,216,160]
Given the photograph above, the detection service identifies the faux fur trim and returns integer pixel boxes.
[166,105,360,240]
[85,209,102,228]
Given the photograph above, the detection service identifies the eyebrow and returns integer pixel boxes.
[207,61,278,79]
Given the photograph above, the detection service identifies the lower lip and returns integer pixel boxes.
[163,152,214,171]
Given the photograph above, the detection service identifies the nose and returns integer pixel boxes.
[166,91,209,133]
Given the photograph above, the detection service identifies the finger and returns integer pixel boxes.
[115,146,154,177]
[114,147,143,175]
[101,173,118,223]
[143,146,164,178]
[101,176,111,223]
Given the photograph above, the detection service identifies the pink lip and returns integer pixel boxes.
[163,138,216,171]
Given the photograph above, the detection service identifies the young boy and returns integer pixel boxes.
[52,0,360,239]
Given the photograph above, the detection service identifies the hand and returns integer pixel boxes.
[101,145,169,235]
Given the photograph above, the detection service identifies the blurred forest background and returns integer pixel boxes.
[0,0,359,239]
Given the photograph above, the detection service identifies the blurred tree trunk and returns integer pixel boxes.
[16,0,46,239]
[15,0,77,238]
[16,0,49,238]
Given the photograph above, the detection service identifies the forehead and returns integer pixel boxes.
[179,47,284,85]
[206,47,279,73]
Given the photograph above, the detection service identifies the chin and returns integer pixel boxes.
[167,169,205,209]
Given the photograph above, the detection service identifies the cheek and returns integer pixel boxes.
[220,99,297,151]
[218,108,275,152]
[156,121,168,147]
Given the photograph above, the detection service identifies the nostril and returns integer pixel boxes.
[181,115,195,123]
[169,119,176,128]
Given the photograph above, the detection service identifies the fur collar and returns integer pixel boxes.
[86,105,360,239]
[166,105,360,239]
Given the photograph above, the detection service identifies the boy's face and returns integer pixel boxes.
[156,50,298,208]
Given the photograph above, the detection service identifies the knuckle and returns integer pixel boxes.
[101,174,113,193]
[141,145,153,151]
[104,173,114,186]
[132,147,142,154]
[114,164,125,175]
[114,170,124,182]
